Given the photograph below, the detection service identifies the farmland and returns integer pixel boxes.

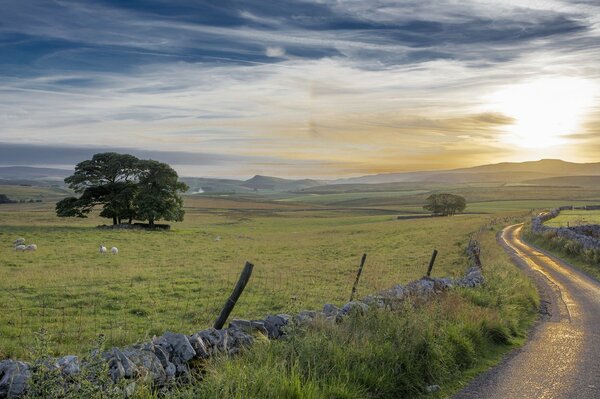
[1,181,600,359]
[543,209,600,227]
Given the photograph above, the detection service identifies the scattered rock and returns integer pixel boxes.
[340,301,369,316]
[0,360,30,399]
[55,355,79,377]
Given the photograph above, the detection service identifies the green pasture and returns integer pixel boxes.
[0,185,70,202]
[544,209,600,227]
[1,196,496,359]
[1,181,596,359]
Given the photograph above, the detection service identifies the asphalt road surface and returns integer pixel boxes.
[454,224,600,399]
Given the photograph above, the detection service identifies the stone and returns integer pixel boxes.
[105,348,138,381]
[224,327,254,354]
[229,319,268,336]
[0,360,30,399]
[432,277,454,291]
[154,332,196,363]
[187,333,210,359]
[194,328,229,355]
[405,279,435,297]
[294,310,319,324]
[262,314,290,339]
[340,301,369,316]
[122,347,166,384]
[322,304,340,317]
[55,355,79,377]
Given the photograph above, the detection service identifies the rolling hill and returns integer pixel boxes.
[334,159,600,185]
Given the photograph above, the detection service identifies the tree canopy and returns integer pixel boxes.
[423,193,466,216]
[56,153,189,226]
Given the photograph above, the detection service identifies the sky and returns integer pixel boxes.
[1,0,599,178]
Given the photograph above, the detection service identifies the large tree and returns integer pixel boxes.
[57,153,140,225]
[134,160,188,228]
[423,193,466,216]
[57,154,188,226]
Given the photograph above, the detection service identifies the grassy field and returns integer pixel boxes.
[0,182,595,360]
[1,195,504,359]
[0,185,71,202]
[544,209,600,227]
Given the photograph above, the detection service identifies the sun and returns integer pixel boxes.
[488,77,596,148]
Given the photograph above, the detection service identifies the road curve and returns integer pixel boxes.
[454,224,600,399]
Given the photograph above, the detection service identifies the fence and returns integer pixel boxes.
[0,253,434,359]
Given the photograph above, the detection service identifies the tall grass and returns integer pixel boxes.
[162,228,538,399]
[523,227,600,280]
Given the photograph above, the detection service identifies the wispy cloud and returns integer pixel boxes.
[0,0,599,177]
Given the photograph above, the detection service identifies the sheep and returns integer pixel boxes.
[99,245,107,254]
[13,238,25,246]
[111,247,118,255]
[24,244,37,251]
[15,245,26,252]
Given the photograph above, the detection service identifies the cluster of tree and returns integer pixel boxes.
[0,194,16,204]
[423,193,466,216]
[56,153,189,227]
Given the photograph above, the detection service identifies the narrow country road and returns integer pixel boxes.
[454,224,600,399]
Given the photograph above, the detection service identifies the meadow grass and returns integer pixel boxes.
[142,224,539,399]
[544,209,600,227]
[1,196,502,358]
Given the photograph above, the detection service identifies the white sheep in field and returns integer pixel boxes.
[99,245,107,254]
[111,247,118,255]
[15,245,26,252]
[13,238,25,246]
[25,244,37,251]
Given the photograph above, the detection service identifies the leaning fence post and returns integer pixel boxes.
[214,261,254,330]
[349,253,367,302]
[426,249,438,277]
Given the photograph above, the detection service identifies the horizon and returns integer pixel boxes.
[0,157,596,181]
[1,1,599,178]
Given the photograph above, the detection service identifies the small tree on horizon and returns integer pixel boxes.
[423,193,466,216]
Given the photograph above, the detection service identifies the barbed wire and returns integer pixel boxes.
[0,253,439,358]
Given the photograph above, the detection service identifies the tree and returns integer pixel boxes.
[57,153,140,225]
[0,194,16,204]
[423,193,466,216]
[134,160,188,228]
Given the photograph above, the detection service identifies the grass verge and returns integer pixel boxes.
[522,227,600,281]
[158,227,538,399]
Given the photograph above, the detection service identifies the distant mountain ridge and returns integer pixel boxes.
[0,166,72,180]
[4,159,600,192]
[334,159,600,184]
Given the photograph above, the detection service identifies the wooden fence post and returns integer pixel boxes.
[349,253,367,302]
[426,249,438,277]
[214,261,254,330]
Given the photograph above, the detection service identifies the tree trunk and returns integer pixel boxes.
[128,217,133,224]
[149,218,154,228]
[112,216,117,225]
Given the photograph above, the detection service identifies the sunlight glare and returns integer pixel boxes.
[488,77,596,148]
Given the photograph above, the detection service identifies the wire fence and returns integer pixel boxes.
[0,253,438,358]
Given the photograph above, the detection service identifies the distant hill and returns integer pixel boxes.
[523,175,600,187]
[8,159,600,191]
[335,159,600,184]
[182,175,325,194]
[242,175,323,191]
[0,166,72,181]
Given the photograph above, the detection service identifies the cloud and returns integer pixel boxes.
[0,0,599,177]
[265,46,286,57]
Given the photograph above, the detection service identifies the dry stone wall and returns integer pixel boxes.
[0,241,485,398]
[531,208,600,250]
